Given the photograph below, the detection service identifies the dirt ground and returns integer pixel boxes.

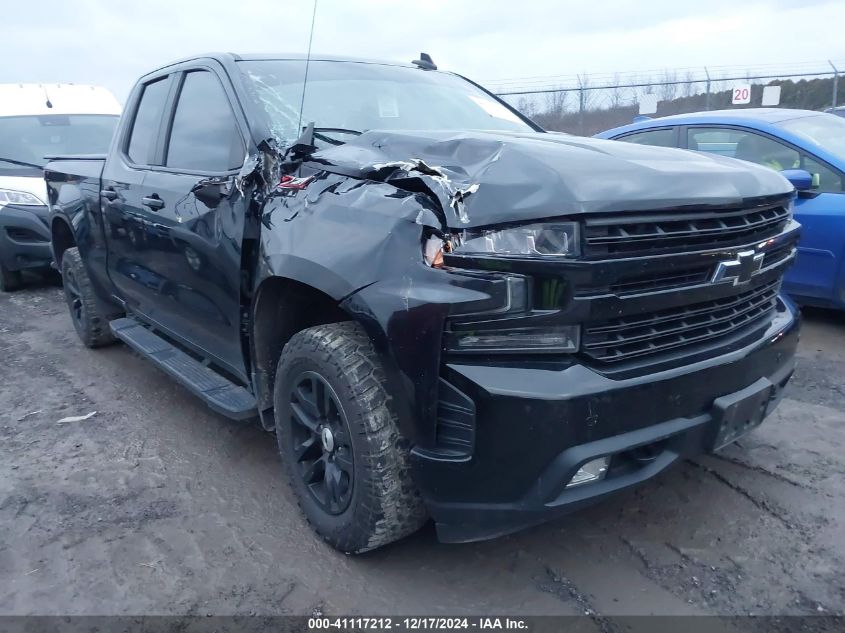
[1,280,843,621]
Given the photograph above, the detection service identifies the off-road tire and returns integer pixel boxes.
[61,247,116,348]
[274,322,427,553]
[0,262,23,292]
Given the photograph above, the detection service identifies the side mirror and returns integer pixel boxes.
[780,169,813,192]
[191,179,227,208]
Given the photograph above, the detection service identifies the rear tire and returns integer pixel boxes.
[0,263,23,292]
[61,247,116,348]
[273,322,427,553]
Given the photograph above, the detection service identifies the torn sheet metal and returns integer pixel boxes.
[367,158,479,225]
[449,183,479,224]
[235,153,260,196]
[235,134,310,198]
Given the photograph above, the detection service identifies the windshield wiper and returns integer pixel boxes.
[285,123,364,161]
[0,157,44,170]
[312,127,363,146]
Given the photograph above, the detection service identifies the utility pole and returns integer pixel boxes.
[577,74,586,135]
[830,60,839,109]
[704,67,711,111]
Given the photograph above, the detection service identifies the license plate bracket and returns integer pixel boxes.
[711,378,773,450]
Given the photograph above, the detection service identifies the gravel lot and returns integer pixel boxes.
[1,281,843,621]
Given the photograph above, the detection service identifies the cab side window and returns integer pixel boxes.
[617,128,676,148]
[165,71,244,173]
[127,77,170,165]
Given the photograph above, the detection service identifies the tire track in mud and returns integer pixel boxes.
[684,460,795,529]
[617,454,845,618]
[707,452,814,489]
[619,536,744,614]
[537,566,615,633]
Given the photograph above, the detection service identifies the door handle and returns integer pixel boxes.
[142,195,165,211]
[101,188,118,201]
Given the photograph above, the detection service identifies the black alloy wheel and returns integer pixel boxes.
[288,371,355,515]
[60,247,118,348]
[63,264,84,328]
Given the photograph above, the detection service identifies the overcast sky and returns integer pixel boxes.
[3,0,844,102]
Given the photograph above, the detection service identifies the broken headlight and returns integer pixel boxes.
[451,222,579,258]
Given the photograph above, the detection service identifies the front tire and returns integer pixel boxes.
[61,247,116,348]
[0,262,23,292]
[273,322,427,553]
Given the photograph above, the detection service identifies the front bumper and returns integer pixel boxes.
[0,204,53,272]
[412,297,799,543]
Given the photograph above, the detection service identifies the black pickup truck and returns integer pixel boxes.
[44,53,801,553]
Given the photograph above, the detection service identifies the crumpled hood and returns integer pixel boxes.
[308,130,794,229]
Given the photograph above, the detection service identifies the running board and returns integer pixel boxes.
[109,317,257,420]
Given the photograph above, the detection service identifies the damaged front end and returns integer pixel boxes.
[243,124,800,543]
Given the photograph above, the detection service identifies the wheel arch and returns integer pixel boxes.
[250,276,352,429]
[50,216,77,267]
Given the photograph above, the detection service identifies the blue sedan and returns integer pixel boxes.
[597,109,845,310]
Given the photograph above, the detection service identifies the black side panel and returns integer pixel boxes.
[44,158,114,303]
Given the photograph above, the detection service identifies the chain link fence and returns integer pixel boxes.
[489,61,845,136]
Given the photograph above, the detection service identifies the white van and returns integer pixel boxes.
[0,83,120,290]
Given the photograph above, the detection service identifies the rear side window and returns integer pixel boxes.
[686,128,743,157]
[688,128,800,169]
[127,77,170,165]
[165,71,244,172]
[617,128,676,147]
[688,127,845,192]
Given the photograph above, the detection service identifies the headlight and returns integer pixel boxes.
[0,188,45,206]
[452,221,579,257]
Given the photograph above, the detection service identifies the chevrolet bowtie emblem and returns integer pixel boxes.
[712,250,765,285]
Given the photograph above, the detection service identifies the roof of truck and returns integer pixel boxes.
[0,84,121,117]
[153,52,421,72]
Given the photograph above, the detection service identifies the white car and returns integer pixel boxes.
[0,83,120,290]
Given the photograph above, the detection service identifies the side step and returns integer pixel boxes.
[109,317,257,420]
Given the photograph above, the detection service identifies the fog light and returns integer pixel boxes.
[566,456,610,488]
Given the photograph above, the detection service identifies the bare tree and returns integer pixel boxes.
[544,87,569,117]
[517,96,536,118]
[712,72,728,95]
[683,70,696,98]
[608,73,624,109]
[637,78,654,104]
[659,70,679,102]
[577,74,596,112]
